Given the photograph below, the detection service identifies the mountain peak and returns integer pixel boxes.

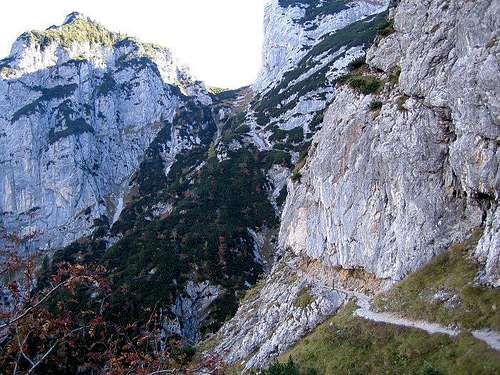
[63,11,89,25]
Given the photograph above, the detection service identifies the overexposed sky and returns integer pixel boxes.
[0,0,268,88]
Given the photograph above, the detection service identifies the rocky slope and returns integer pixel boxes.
[247,0,389,155]
[0,12,210,251]
[206,0,499,370]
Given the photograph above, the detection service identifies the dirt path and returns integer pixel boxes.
[349,292,500,351]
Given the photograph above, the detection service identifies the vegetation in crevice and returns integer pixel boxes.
[291,144,313,183]
[389,65,402,85]
[397,94,410,112]
[339,72,384,95]
[293,287,314,309]
[48,117,94,144]
[369,100,383,112]
[11,84,78,123]
[377,19,396,38]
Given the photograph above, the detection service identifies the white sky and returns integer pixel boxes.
[0,0,268,88]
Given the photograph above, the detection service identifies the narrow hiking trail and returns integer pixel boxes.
[348,292,500,351]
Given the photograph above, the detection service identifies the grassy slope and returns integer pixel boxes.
[267,231,500,374]
[374,230,500,331]
[275,302,500,375]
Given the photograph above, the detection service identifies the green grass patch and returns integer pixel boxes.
[369,100,383,111]
[256,358,301,375]
[374,230,500,330]
[273,301,500,375]
[340,73,384,95]
[293,287,314,309]
[241,277,267,304]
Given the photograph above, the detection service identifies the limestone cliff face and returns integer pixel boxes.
[209,0,499,369]
[0,13,209,250]
[281,0,499,284]
[254,0,389,93]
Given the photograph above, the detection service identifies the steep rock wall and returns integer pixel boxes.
[0,13,209,250]
[208,0,499,370]
[281,0,499,283]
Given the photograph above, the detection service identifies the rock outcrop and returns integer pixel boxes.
[281,0,499,283]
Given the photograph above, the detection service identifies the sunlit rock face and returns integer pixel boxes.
[0,13,210,250]
[281,0,499,284]
[208,0,499,369]
[254,0,389,93]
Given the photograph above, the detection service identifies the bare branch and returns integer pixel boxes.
[15,327,34,367]
[27,326,85,374]
[0,275,98,330]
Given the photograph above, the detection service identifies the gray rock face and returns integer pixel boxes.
[476,206,500,287]
[208,0,499,369]
[279,90,483,281]
[255,0,389,93]
[163,281,221,345]
[0,14,209,250]
[245,0,390,153]
[282,0,499,283]
[213,258,347,371]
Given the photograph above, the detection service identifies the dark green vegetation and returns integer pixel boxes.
[11,84,78,123]
[48,117,94,144]
[377,19,396,38]
[104,147,275,328]
[53,98,279,339]
[369,100,383,111]
[374,230,500,331]
[256,358,303,375]
[269,302,500,375]
[290,145,313,183]
[339,71,384,95]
